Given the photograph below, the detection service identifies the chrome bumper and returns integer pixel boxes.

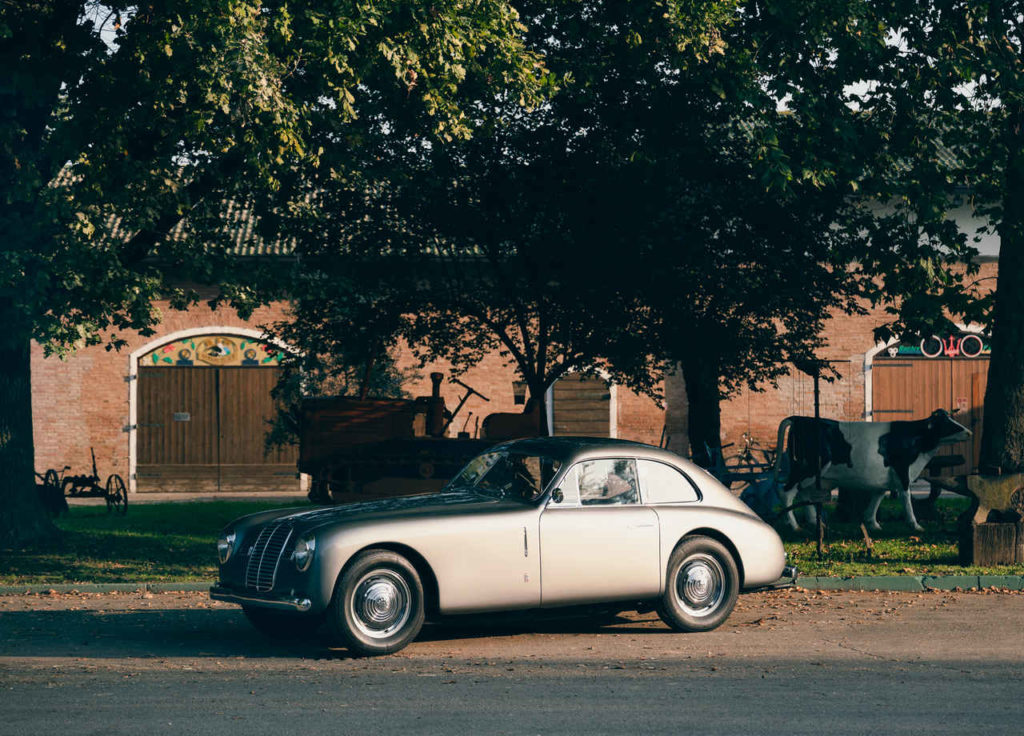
[746,565,799,592]
[209,584,312,612]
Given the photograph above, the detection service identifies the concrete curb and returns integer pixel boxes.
[2,576,1023,596]
[795,575,1024,592]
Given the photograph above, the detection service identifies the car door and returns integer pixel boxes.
[539,457,661,606]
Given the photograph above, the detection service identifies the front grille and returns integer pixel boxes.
[244,524,293,593]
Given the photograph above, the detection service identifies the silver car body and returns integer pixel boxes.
[212,438,786,616]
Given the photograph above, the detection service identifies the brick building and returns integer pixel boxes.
[30,254,1000,495]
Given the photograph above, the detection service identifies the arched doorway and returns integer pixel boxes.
[870,331,988,473]
[131,329,298,493]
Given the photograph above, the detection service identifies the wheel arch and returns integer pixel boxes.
[339,542,441,618]
[676,528,745,589]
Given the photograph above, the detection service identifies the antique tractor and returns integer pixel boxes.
[300,373,540,504]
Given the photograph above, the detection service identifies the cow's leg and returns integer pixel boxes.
[780,485,801,531]
[801,481,836,528]
[893,464,926,531]
[864,490,885,531]
[804,495,817,527]
[900,487,924,532]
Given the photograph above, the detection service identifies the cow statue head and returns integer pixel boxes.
[928,409,972,444]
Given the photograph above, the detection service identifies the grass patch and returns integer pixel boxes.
[1,497,1021,584]
[783,496,1023,577]
[0,501,305,585]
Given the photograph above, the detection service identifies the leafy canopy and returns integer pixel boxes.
[0,0,548,354]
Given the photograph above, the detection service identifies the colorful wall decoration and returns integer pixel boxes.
[141,335,285,368]
[882,333,991,359]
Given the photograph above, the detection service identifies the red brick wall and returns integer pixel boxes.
[31,260,996,482]
[395,347,667,446]
[717,260,999,454]
[31,300,292,480]
[615,385,665,446]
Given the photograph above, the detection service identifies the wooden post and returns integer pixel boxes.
[813,363,825,558]
[969,522,1020,566]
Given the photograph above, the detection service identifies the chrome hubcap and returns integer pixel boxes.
[675,554,725,617]
[350,570,411,639]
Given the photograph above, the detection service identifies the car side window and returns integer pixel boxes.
[551,464,581,506]
[576,458,640,506]
[637,459,700,504]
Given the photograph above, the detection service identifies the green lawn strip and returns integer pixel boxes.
[0,500,306,585]
[782,496,1022,577]
[1,497,1021,584]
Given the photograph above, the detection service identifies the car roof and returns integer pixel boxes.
[490,436,685,465]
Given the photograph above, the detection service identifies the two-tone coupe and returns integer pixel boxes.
[211,437,794,655]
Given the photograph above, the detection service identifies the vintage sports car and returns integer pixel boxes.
[211,437,794,655]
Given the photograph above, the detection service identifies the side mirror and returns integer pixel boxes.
[551,488,564,504]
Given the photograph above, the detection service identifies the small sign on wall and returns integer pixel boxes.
[173,412,191,422]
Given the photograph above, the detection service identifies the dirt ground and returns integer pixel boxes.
[3,587,1023,672]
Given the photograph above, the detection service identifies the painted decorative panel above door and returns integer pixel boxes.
[139,334,284,368]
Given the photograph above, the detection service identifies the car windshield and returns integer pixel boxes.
[448,451,561,503]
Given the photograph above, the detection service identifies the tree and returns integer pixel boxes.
[749,1,1023,473]
[276,0,877,454]
[640,158,866,460]
[0,0,545,546]
[868,0,1024,474]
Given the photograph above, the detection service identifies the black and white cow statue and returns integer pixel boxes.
[774,409,971,532]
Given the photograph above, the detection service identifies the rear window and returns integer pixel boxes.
[637,460,700,503]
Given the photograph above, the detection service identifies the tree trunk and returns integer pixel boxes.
[528,379,550,437]
[681,355,722,468]
[979,107,1024,474]
[0,337,59,547]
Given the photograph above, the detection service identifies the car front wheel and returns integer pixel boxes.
[328,549,425,656]
[657,536,739,632]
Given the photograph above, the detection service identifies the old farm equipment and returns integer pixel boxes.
[301,373,509,504]
[59,448,128,514]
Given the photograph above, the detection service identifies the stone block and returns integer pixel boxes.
[977,575,1024,591]
[147,582,212,593]
[850,575,924,592]
[805,576,855,590]
[922,575,980,591]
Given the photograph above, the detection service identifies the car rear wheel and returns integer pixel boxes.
[328,549,425,656]
[657,536,738,632]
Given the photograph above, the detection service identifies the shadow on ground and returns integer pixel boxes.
[0,606,670,661]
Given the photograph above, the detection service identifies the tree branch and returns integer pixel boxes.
[117,152,243,267]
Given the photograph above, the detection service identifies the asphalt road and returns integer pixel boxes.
[2,588,1023,735]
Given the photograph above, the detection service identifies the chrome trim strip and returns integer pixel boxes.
[209,586,312,612]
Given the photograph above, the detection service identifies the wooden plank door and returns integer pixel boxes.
[218,368,298,491]
[552,375,611,437]
[872,357,988,473]
[952,359,989,471]
[136,368,219,491]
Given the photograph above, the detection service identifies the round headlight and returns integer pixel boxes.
[217,531,236,564]
[292,535,316,572]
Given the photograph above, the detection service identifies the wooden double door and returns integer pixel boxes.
[872,357,988,473]
[137,367,298,492]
